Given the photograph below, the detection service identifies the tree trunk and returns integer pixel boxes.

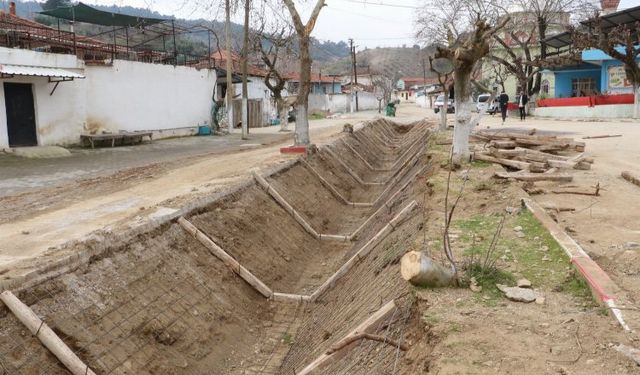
[295,33,311,145]
[224,0,234,133]
[634,83,640,119]
[439,88,448,131]
[241,0,250,139]
[452,68,473,165]
[277,96,289,132]
[400,251,456,287]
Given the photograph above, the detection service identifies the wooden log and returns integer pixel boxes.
[271,292,311,303]
[311,201,417,302]
[474,152,531,170]
[622,171,640,188]
[342,140,391,171]
[400,251,455,287]
[178,217,274,298]
[489,140,517,149]
[297,300,398,375]
[324,148,386,185]
[543,205,576,213]
[494,172,573,182]
[582,134,622,139]
[301,159,373,207]
[0,291,97,375]
[551,184,600,196]
[326,333,408,354]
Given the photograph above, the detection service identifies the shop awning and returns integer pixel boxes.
[39,2,168,28]
[0,64,85,79]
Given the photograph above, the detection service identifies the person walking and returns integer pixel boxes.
[498,90,509,125]
[518,91,529,121]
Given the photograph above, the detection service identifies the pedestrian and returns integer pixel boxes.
[498,90,509,125]
[518,91,529,121]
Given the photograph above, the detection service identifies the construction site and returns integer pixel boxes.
[1,109,640,374]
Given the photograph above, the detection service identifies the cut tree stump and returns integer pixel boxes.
[400,251,455,287]
[622,171,640,188]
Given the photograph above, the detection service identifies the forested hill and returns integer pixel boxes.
[8,1,351,62]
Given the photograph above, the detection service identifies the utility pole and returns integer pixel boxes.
[349,38,359,112]
[241,0,250,140]
[224,0,234,134]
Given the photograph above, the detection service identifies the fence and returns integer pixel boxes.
[232,99,264,128]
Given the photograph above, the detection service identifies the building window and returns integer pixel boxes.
[571,78,596,96]
[541,80,550,94]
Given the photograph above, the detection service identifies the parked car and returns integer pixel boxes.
[434,94,455,114]
[476,94,497,114]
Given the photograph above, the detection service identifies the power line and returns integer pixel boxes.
[337,0,421,9]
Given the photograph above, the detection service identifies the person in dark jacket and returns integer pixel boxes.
[498,91,509,125]
[518,91,529,120]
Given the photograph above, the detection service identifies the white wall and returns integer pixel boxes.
[84,60,216,135]
[308,92,379,114]
[0,48,86,147]
[533,104,633,119]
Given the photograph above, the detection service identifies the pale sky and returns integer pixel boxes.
[39,0,640,50]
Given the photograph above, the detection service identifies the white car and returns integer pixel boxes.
[434,94,455,114]
[476,94,497,114]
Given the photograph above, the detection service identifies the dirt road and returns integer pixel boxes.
[0,106,429,278]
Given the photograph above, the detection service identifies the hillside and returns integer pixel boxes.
[324,46,436,79]
[9,1,350,63]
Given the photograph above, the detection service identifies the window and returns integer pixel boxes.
[541,80,550,94]
[571,78,596,96]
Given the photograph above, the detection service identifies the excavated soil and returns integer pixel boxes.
[2,119,631,375]
[0,119,432,374]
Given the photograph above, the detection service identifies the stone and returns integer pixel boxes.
[496,284,537,303]
[517,278,532,288]
[516,232,526,238]
[470,277,482,293]
[625,242,640,250]
[541,245,549,252]
[513,226,523,232]
[505,206,515,214]
[535,296,546,305]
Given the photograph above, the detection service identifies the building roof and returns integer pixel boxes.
[39,2,167,28]
[286,72,338,83]
[205,49,268,77]
[0,11,127,54]
[542,4,640,50]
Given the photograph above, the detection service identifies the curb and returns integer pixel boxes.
[522,198,631,332]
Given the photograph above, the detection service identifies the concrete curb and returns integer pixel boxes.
[522,198,631,332]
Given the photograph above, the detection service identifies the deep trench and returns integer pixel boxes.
[0,118,434,375]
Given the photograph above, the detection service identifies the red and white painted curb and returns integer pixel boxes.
[522,198,631,332]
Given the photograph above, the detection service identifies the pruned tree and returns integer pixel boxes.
[251,5,296,132]
[571,17,640,118]
[489,22,542,97]
[282,0,327,146]
[426,51,454,131]
[416,0,509,165]
[371,70,401,105]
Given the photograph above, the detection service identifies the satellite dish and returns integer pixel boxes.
[432,57,454,75]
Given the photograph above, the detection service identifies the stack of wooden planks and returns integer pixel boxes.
[472,129,593,181]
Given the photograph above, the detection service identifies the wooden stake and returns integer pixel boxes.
[622,171,640,188]
[0,291,97,375]
[296,300,398,375]
[178,217,274,298]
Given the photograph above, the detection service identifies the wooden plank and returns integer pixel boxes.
[0,291,97,375]
[474,152,531,170]
[622,171,640,188]
[178,217,274,298]
[494,172,573,182]
[296,300,398,375]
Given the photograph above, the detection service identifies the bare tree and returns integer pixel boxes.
[572,17,640,118]
[224,0,236,134]
[282,0,326,146]
[426,52,454,131]
[241,0,250,139]
[416,0,509,165]
[251,7,296,132]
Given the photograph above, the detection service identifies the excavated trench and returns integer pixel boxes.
[0,118,434,375]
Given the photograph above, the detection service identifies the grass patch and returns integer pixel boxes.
[470,160,492,168]
[452,211,594,305]
[308,112,327,120]
[281,333,292,345]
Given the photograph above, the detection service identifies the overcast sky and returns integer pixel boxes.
[55,0,640,49]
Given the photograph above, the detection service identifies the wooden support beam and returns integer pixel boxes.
[324,149,386,186]
[0,291,97,375]
[474,152,531,170]
[296,300,398,375]
[300,159,373,207]
[494,172,573,182]
[622,171,640,188]
[178,217,274,298]
[310,201,417,302]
